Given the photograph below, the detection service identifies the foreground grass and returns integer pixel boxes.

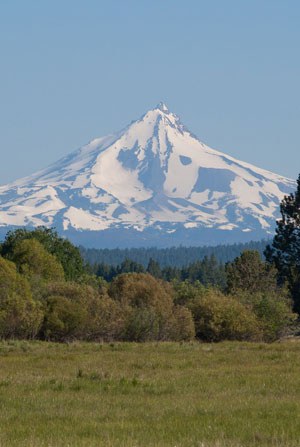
[0,341,300,447]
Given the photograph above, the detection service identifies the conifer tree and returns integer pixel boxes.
[226,250,277,295]
[265,174,300,312]
[147,258,161,278]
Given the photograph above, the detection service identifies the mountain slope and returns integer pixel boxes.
[0,103,295,247]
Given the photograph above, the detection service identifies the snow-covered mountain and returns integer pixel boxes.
[0,103,296,247]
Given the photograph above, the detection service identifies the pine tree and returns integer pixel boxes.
[117,258,145,274]
[265,174,300,312]
[147,258,161,278]
[226,250,277,295]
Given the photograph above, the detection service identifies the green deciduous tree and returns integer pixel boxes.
[1,227,85,281]
[173,280,206,306]
[11,239,65,282]
[0,256,43,338]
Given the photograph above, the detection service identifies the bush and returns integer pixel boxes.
[109,273,194,341]
[109,273,174,339]
[41,295,87,341]
[0,256,43,338]
[168,306,195,341]
[40,282,96,341]
[122,307,160,342]
[86,294,127,341]
[39,281,126,341]
[236,290,297,341]
[189,289,262,342]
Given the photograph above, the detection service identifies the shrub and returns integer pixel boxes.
[39,281,126,341]
[168,306,195,341]
[88,295,127,341]
[109,273,194,341]
[122,307,160,342]
[41,295,87,341]
[40,282,95,341]
[189,289,262,342]
[236,290,297,341]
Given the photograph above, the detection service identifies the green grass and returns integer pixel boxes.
[0,340,300,446]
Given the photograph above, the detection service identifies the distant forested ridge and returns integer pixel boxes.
[80,240,269,268]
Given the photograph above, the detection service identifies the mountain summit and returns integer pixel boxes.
[0,104,295,247]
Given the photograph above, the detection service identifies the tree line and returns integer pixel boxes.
[92,255,227,289]
[80,240,268,268]
[0,175,300,343]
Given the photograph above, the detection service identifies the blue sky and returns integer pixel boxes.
[0,0,299,184]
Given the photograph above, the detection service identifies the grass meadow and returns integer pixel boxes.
[0,340,300,447]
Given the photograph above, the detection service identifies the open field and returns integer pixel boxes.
[0,341,300,447]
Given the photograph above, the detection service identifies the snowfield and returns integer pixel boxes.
[0,102,296,247]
